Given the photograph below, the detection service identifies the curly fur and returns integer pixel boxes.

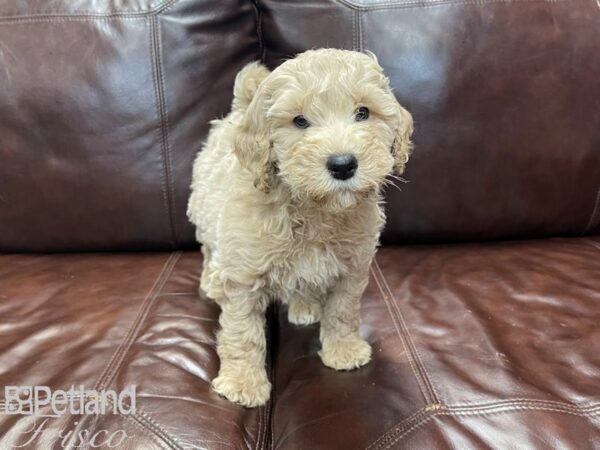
[187,49,413,407]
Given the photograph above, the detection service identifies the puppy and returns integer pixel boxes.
[187,49,413,407]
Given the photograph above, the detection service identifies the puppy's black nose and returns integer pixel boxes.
[327,154,358,180]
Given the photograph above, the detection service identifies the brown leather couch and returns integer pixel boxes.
[1,1,599,449]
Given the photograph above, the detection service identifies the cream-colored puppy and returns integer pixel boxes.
[187,49,413,407]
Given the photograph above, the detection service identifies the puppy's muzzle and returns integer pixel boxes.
[327,153,357,180]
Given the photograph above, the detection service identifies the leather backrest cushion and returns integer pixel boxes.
[0,0,259,251]
[260,0,600,243]
[2,0,599,251]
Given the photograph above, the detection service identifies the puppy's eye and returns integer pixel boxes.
[355,106,370,122]
[293,115,310,129]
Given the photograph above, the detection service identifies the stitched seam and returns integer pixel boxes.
[447,400,600,414]
[155,15,177,247]
[267,303,278,450]
[378,414,436,450]
[249,0,265,63]
[367,400,600,450]
[378,258,440,402]
[583,184,600,235]
[357,7,363,51]
[256,399,263,450]
[351,9,356,50]
[93,252,181,391]
[0,17,146,24]
[86,400,184,450]
[391,406,600,449]
[0,0,179,24]
[260,401,268,450]
[150,15,177,248]
[257,366,269,450]
[352,10,357,50]
[446,405,600,416]
[366,407,433,450]
[375,258,440,402]
[125,414,180,450]
[370,264,430,404]
[149,17,173,250]
[126,409,185,450]
[373,258,440,403]
[336,0,578,11]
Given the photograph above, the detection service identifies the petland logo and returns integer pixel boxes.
[4,385,136,417]
[2,386,136,448]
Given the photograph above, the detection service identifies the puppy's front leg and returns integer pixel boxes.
[319,271,372,371]
[212,293,271,407]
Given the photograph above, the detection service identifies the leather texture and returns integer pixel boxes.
[271,238,600,449]
[1,0,599,449]
[259,0,600,244]
[0,0,260,252]
[0,240,598,448]
[0,252,266,449]
[2,0,600,251]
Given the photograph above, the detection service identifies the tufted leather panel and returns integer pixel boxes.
[270,238,600,449]
[1,1,599,448]
[258,0,600,243]
[0,0,260,252]
[1,239,598,448]
[0,251,271,449]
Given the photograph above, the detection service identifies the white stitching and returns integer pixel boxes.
[365,407,431,450]
[370,264,431,404]
[336,0,575,11]
[128,409,187,450]
[351,9,357,50]
[357,8,363,51]
[374,259,440,403]
[0,0,179,24]
[257,399,265,449]
[93,252,181,391]
[379,414,434,450]
[372,400,600,450]
[115,415,176,450]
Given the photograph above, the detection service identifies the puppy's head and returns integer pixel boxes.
[234,49,413,210]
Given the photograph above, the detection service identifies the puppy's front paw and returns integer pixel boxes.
[212,368,271,407]
[319,337,372,371]
[288,300,321,326]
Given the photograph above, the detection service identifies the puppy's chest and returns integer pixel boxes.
[263,202,382,295]
[265,218,372,295]
[266,239,347,294]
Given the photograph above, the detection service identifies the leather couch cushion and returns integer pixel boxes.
[0,0,260,252]
[0,251,269,448]
[259,0,600,243]
[270,237,600,448]
[1,239,598,448]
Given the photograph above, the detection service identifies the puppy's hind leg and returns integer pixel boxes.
[199,244,213,297]
[287,290,322,326]
[212,292,271,407]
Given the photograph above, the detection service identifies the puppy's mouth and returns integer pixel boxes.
[314,178,379,211]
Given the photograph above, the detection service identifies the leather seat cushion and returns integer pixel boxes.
[1,238,599,448]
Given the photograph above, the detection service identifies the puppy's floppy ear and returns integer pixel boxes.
[232,62,270,112]
[232,63,274,193]
[391,103,414,175]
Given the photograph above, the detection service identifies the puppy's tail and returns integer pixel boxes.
[232,61,271,112]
